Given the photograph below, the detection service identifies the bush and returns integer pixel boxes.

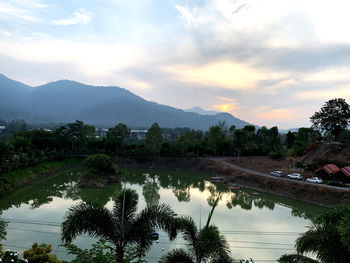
[268,149,285,160]
[1,250,27,263]
[85,154,115,174]
[23,243,60,263]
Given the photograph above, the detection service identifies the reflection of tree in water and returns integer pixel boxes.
[291,207,315,220]
[79,182,122,205]
[142,176,160,206]
[170,178,192,203]
[0,169,81,211]
[158,173,192,202]
[207,185,222,207]
[125,171,146,186]
[172,187,191,202]
[226,190,275,210]
[194,180,206,193]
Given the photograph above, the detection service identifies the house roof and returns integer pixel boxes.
[316,164,340,175]
[341,166,350,177]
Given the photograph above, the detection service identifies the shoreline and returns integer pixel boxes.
[0,158,83,197]
[117,157,350,207]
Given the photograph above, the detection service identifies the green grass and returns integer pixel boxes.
[0,158,83,196]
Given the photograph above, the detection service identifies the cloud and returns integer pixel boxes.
[0,1,38,21]
[52,10,92,26]
[163,60,288,92]
[294,86,350,101]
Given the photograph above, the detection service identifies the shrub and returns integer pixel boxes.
[23,243,60,263]
[268,148,286,160]
[84,154,115,174]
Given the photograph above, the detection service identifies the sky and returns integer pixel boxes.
[1,0,350,129]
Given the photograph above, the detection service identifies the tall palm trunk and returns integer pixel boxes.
[116,246,125,263]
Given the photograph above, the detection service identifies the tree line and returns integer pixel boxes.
[1,98,350,175]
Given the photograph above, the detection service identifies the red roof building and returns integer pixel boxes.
[337,166,350,183]
[315,164,340,180]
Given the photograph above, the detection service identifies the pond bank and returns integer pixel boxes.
[117,157,350,206]
[0,158,83,197]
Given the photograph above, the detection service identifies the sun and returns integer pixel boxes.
[221,105,231,112]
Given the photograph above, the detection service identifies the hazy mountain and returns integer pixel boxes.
[0,73,34,120]
[0,74,252,130]
[184,106,220,116]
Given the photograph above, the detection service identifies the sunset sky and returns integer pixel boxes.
[1,0,350,128]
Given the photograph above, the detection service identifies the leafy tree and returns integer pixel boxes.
[145,123,163,157]
[310,98,350,141]
[159,197,234,263]
[23,243,61,263]
[62,240,115,263]
[61,188,178,263]
[0,250,27,263]
[106,123,130,154]
[285,131,295,148]
[85,154,115,174]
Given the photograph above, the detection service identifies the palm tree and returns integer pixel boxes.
[159,197,234,263]
[61,188,178,263]
[292,206,350,263]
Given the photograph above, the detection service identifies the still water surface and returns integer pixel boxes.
[0,168,325,262]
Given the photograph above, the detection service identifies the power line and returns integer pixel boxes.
[7,227,295,251]
[3,218,304,235]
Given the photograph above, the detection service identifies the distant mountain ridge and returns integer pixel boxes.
[0,74,252,130]
[184,107,220,116]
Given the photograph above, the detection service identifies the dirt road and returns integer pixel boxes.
[206,157,349,191]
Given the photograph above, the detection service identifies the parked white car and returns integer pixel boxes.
[270,171,283,177]
[306,177,323,184]
[287,173,303,180]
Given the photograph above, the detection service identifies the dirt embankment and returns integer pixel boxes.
[118,157,350,206]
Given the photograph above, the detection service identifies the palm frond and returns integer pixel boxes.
[198,225,232,262]
[339,214,350,251]
[206,194,221,228]
[158,248,194,263]
[296,224,349,263]
[177,216,198,258]
[61,202,115,243]
[113,189,139,225]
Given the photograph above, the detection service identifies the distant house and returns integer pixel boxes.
[130,129,148,140]
[336,166,350,183]
[0,126,5,131]
[315,164,340,180]
[96,128,109,138]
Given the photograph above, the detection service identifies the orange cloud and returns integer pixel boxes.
[253,108,302,121]
[164,61,286,90]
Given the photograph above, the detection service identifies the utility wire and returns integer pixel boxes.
[6,227,296,250]
[4,217,303,235]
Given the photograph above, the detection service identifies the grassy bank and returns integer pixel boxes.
[0,158,83,197]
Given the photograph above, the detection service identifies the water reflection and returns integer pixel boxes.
[226,191,275,211]
[142,175,160,206]
[0,168,322,221]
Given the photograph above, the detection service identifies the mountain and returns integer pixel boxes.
[184,107,220,116]
[0,73,34,120]
[0,74,252,130]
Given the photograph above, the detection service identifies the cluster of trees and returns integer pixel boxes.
[1,98,350,175]
[0,120,284,174]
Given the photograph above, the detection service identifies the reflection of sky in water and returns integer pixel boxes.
[0,169,324,262]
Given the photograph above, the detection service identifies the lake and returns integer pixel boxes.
[0,168,325,262]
